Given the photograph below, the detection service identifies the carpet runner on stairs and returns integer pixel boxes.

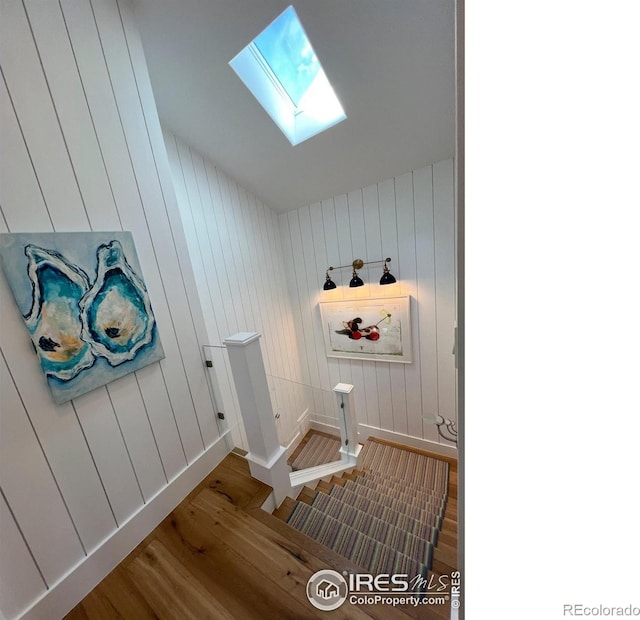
[289,433,342,471]
[286,439,450,583]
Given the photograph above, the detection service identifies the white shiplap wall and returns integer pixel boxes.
[163,131,310,451]
[279,161,457,453]
[0,1,227,618]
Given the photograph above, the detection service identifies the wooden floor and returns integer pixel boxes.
[66,450,456,620]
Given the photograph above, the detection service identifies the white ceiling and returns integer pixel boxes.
[132,0,456,213]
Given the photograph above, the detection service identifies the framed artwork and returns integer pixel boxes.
[319,296,412,363]
[0,231,165,404]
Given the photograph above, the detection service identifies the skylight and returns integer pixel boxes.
[229,6,346,146]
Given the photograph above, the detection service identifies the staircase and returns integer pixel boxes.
[274,438,457,585]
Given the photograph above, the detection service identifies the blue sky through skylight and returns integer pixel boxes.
[229,5,345,145]
[253,6,320,107]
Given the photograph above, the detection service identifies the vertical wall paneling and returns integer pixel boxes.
[373,180,396,432]
[23,0,120,230]
[273,206,305,431]
[297,206,325,418]
[118,0,220,447]
[192,155,245,442]
[92,0,217,450]
[0,77,52,232]
[346,189,368,426]
[361,184,383,429]
[217,172,251,330]
[308,202,334,422]
[237,188,266,352]
[164,131,304,450]
[132,362,186,482]
[320,199,344,403]
[0,246,117,560]
[269,219,304,444]
[64,0,204,463]
[246,192,276,384]
[203,155,249,438]
[230,181,258,330]
[333,194,355,388]
[173,140,219,333]
[0,490,47,620]
[0,354,85,584]
[104,377,167,497]
[378,178,406,435]
[413,167,440,443]
[280,162,456,450]
[281,210,315,441]
[267,202,305,443]
[70,389,143,526]
[0,0,86,231]
[2,0,131,555]
[268,207,298,384]
[1,1,225,616]
[59,0,200,469]
[206,165,243,335]
[165,138,229,446]
[172,137,242,442]
[286,211,312,388]
[433,159,457,429]
[395,172,422,439]
[13,0,159,528]
[166,138,240,446]
[255,195,301,438]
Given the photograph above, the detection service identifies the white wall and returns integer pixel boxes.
[163,131,311,451]
[279,161,457,454]
[0,1,228,618]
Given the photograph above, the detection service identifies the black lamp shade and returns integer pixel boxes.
[379,271,396,285]
[349,274,364,287]
[323,278,337,290]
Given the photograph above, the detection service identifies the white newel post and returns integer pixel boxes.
[334,383,362,460]
[223,332,291,508]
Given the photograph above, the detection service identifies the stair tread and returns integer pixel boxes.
[330,484,444,524]
[289,500,434,567]
[311,490,440,543]
[277,436,457,610]
[358,442,450,489]
[363,469,449,496]
[356,475,447,502]
[343,477,447,512]
[287,502,431,577]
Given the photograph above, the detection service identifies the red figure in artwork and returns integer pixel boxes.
[335,313,390,341]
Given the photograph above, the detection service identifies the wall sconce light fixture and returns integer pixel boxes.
[323,258,396,290]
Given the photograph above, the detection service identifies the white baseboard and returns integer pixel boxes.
[312,412,339,424]
[21,432,232,620]
[310,420,340,436]
[357,424,458,460]
[284,431,301,458]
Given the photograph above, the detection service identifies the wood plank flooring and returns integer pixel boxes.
[66,451,456,620]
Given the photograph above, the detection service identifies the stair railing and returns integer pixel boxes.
[222,331,361,508]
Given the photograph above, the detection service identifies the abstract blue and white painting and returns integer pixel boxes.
[0,232,165,404]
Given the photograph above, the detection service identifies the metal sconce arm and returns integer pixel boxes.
[322,258,395,289]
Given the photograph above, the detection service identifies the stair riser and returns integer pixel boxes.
[312,493,439,543]
[342,478,448,511]
[283,437,455,592]
[330,486,445,524]
[288,502,432,577]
